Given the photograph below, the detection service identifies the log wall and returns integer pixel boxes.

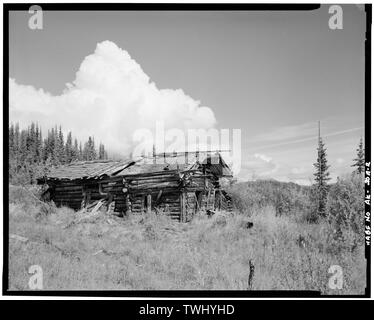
[125,171,183,221]
[44,167,227,221]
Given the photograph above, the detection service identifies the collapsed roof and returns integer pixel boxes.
[40,152,233,181]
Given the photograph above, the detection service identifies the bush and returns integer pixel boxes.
[9,162,50,185]
[228,180,311,219]
[326,174,364,247]
[9,185,57,219]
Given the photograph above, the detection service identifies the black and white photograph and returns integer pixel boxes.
[2,2,371,299]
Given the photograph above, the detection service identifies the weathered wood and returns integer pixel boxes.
[42,153,232,220]
[129,181,180,189]
[54,186,83,192]
[125,194,131,215]
[146,194,152,214]
[129,175,179,182]
[180,192,186,223]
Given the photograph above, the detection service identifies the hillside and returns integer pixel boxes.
[8,183,366,294]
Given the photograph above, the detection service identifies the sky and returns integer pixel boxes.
[8,5,367,184]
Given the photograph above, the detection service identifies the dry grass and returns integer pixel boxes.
[8,187,366,294]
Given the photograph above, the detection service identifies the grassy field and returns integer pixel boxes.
[8,185,366,294]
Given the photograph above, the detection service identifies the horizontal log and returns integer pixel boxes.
[123,170,180,178]
[158,208,180,212]
[53,197,83,201]
[130,202,143,206]
[129,178,180,185]
[55,203,82,208]
[54,199,82,203]
[129,187,180,193]
[102,188,124,193]
[158,202,180,206]
[54,186,83,191]
[50,196,83,200]
[54,192,83,197]
[52,197,83,201]
[130,181,179,188]
[54,188,83,193]
[47,181,84,187]
[162,211,181,215]
[47,178,123,188]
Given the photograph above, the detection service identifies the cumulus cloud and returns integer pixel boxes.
[10,41,216,155]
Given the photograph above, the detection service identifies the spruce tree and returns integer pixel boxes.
[58,126,65,164]
[65,131,73,163]
[79,142,83,160]
[51,126,59,165]
[313,137,331,218]
[98,143,106,160]
[352,138,365,174]
[9,123,15,160]
[9,123,16,179]
[73,138,79,161]
[14,123,20,170]
[8,122,110,183]
[35,124,42,163]
[91,137,97,160]
[83,136,96,161]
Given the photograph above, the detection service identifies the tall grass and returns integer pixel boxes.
[8,184,366,294]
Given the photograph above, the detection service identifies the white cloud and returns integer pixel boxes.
[10,40,216,155]
[254,153,272,163]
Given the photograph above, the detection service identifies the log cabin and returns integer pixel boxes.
[37,152,233,222]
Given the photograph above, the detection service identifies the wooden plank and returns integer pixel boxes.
[180,192,186,223]
[147,194,152,214]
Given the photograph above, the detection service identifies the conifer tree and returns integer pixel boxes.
[79,142,83,160]
[9,123,15,160]
[313,136,331,217]
[9,122,109,183]
[98,143,106,160]
[83,136,96,161]
[91,137,97,160]
[72,138,79,161]
[352,138,365,174]
[13,123,20,169]
[58,126,65,164]
[35,124,43,163]
[65,131,73,163]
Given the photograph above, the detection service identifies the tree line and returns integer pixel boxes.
[9,122,108,184]
[312,135,365,221]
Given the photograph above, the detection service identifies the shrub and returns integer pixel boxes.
[326,174,364,247]
[9,184,57,219]
[228,180,311,219]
